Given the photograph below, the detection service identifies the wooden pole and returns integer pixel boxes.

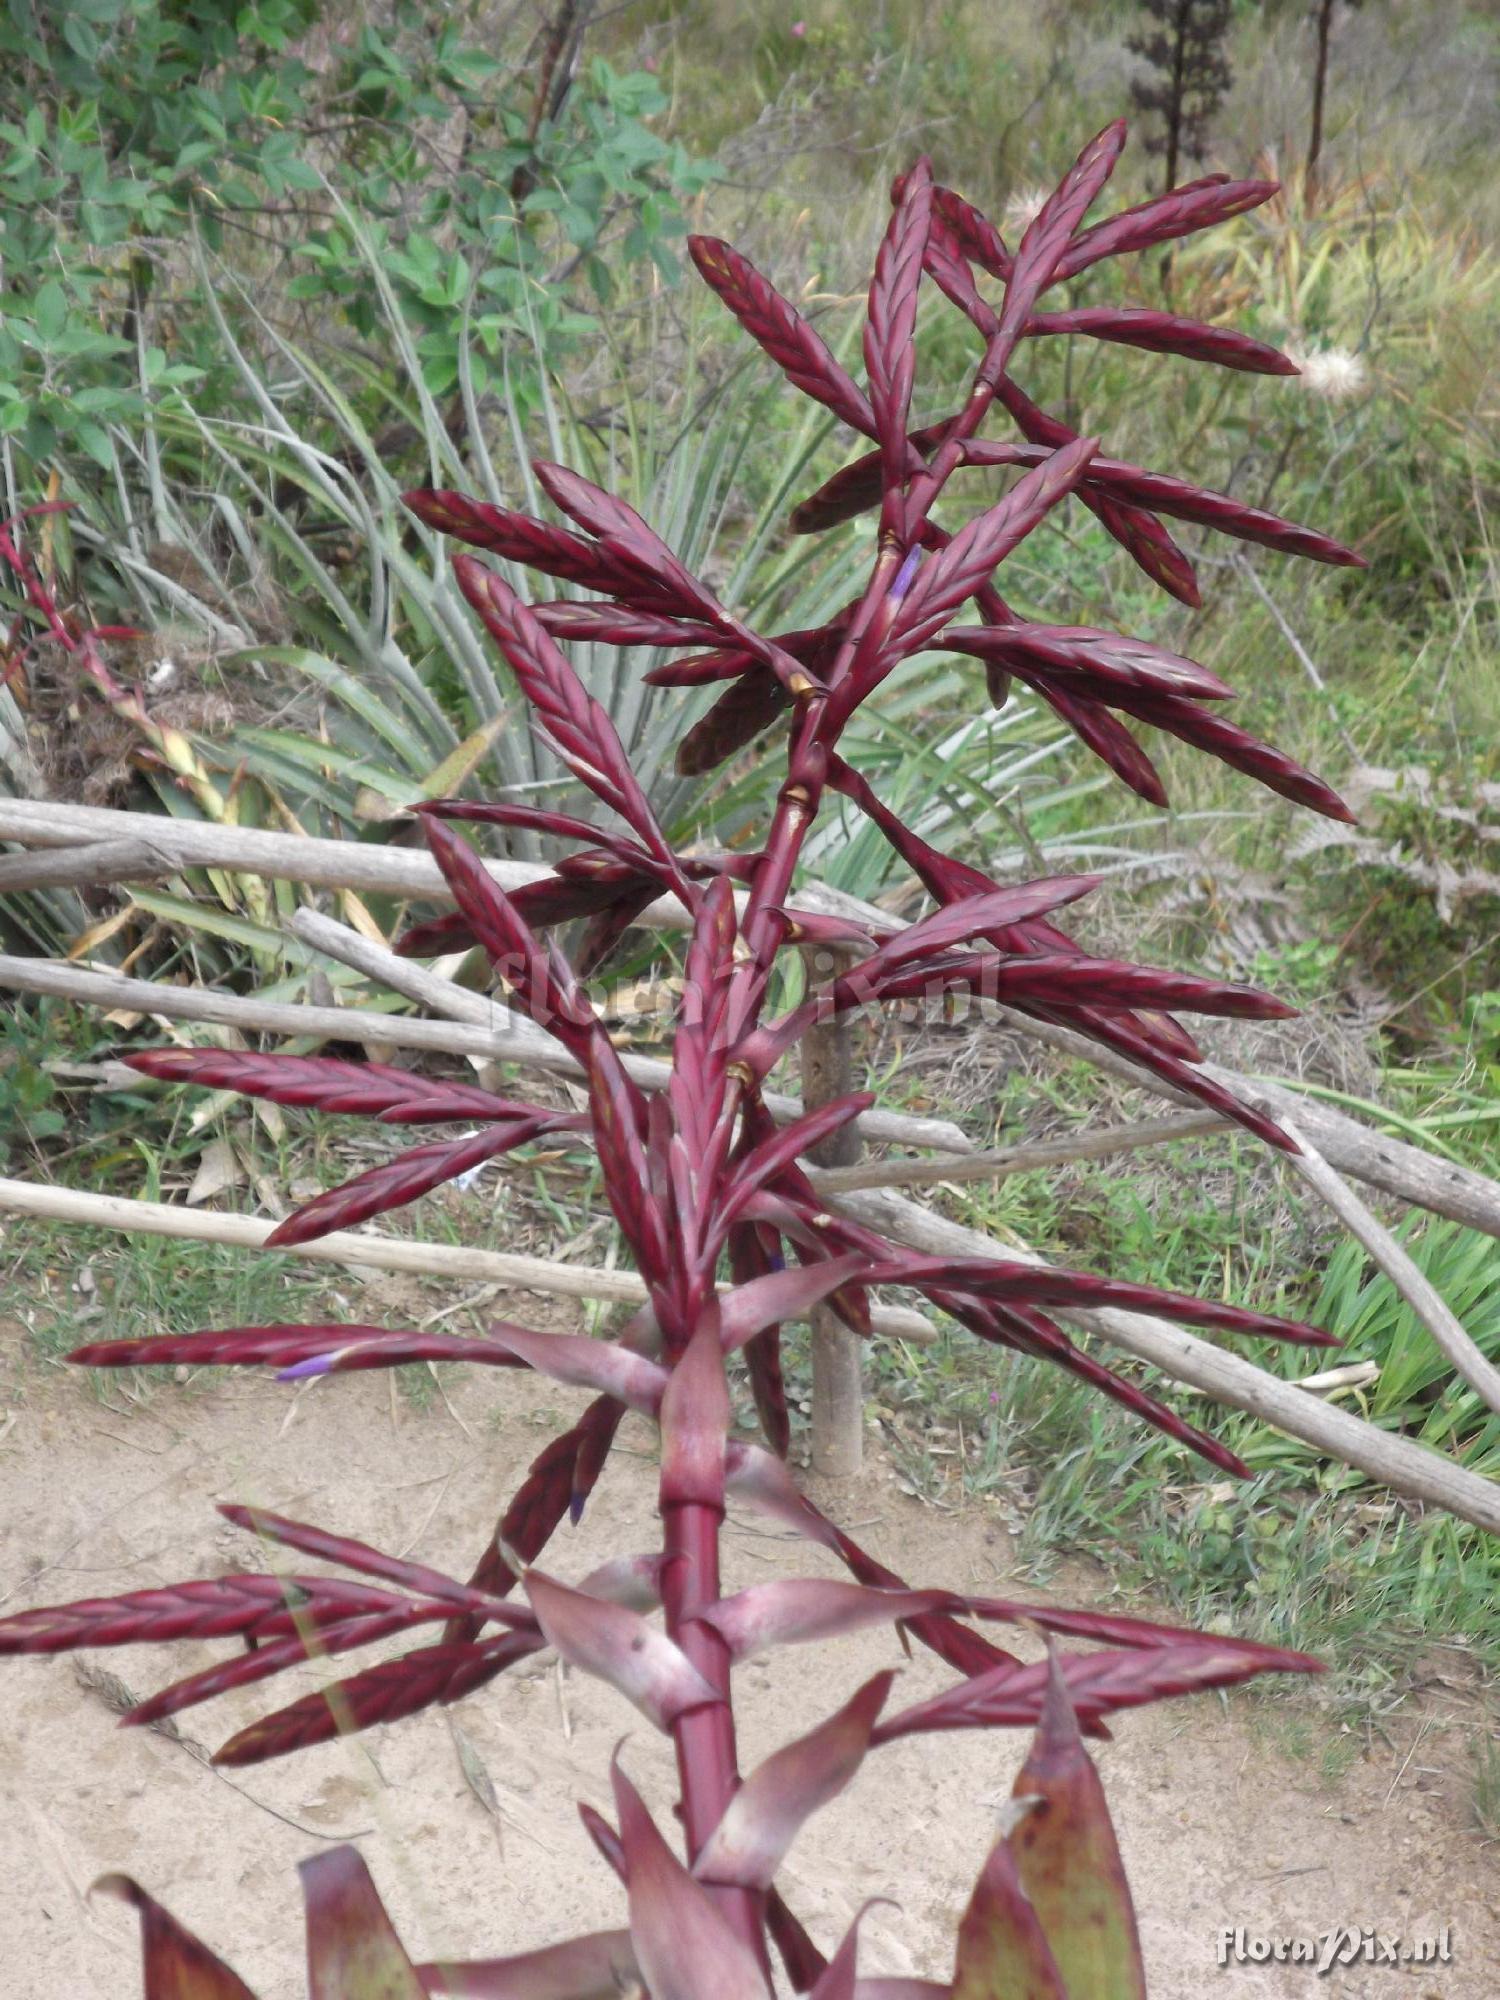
[0,1177,936,1344]
[832,1183,1500,1537]
[810,1111,1231,1194]
[1280,1117,1500,1417]
[7,796,1500,1237]
[0,796,894,946]
[800,946,864,1477]
[987,1004,1500,1244]
[0,950,972,1157]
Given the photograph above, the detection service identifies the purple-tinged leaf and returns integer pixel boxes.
[575,1552,671,1613]
[583,1033,672,1286]
[483,1324,669,1415]
[724,1442,841,1553]
[830,1524,1017,1681]
[945,623,1231,702]
[957,443,1364,565]
[122,1608,459,1729]
[1007,1661,1146,2000]
[1103,686,1355,821]
[767,1891,829,1994]
[645,644,757,687]
[300,1846,427,2000]
[855,879,1102,980]
[577,1801,627,1884]
[94,1874,259,1999]
[949,1817,1067,2000]
[68,1322,430,1372]
[532,462,724,631]
[213,1632,539,1767]
[403,490,674,608]
[859,948,1300,1026]
[448,1394,624,1640]
[1003,119,1126,322]
[886,438,1098,655]
[722,1094,875,1219]
[854,1986,951,2000]
[991,374,1201,607]
[950,1297,1252,1478]
[717,1255,868,1355]
[394,909,481,958]
[418,1930,638,1999]
[676,664,792,778]
[123,1049,555,1127]
[266,1122,556,1248]
[424,798,657,872]
[218,1505,517,1620]
[688,236,877,434]
[965,1599,1323,1669]
[695,1671,897,1888]
[523,1570,718,1729]
[931,182,1011,280]
[1056,177,1280,282]
[0,1573,398,1655]
[873,1640,1322,1743]
[611,1759,772,2000]
[532,601,724,647]
[699,1580,962,1662]
[804,1902,898,2000]
[865,157,932,479]
[871,1252,1332,1345]
[420,812,601,1048]
[1025,306,1295,374]
[792,433,1363,567]
[448,563,686,873]
[729,1224,793,1457]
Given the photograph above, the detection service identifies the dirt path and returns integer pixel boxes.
[0,1324,1492,1998]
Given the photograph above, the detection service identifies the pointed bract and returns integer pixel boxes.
[95,1874,259,1999]
[611,1760,773,2000]
[524,1570,719,1729]
[301,1847,428,2000]
[695,1672,897,1888]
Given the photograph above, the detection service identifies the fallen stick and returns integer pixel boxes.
[829,1183,1500,1537]
[0,839,175,893]
[8,797,1498,1236]
[0,796,888,941]
[810,1111,1230,1194]
[990,1006,1500,1244]
[1279,1116,1500,1417]
[0,1177,936,1345]
[0,951,970,1157]
[287,909,975,1155]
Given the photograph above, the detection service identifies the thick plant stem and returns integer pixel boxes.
[661,1502,764,1959]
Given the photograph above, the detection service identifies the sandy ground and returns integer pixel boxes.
[0,1308,1494,2000]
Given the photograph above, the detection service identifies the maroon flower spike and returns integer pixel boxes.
[6,114,1365,1995]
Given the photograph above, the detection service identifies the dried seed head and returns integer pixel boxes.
[1288,343,1369,400]
[1002,184,1050,234]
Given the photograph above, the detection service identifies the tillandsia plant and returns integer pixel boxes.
[2,122,1368,1995]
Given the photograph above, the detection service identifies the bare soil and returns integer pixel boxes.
[0,1306,1494,2000]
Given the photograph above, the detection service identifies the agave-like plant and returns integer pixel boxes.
[2,122,1366,1994]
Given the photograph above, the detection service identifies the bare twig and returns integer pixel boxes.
[809,1110,1230,1193]
[0,840,174,893]
[1279,1116,1500,1417]
[0,949,971,1157]
[1235,556,1358,758]
[831,1183,1500,1538]
[289,909,973,1155]
[0,1175,936,1344]
[987,1004,1500,1244]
